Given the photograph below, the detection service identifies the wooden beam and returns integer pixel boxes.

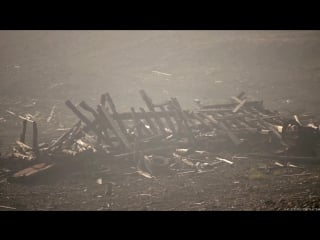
[198,112,242,146]
[159,105,176,133]
[139,89,166,135]
[104,93,128,136]
[233,98,247,113]
[171,97,195,143]
[65,100,93,127]
[97,104,132,151]
[20,119,27,143]
[48,121,81,151]
[130,107,143,138]
[32,121,39,156]
[65,100,107,145]
[79,101,113,146]
[200,100,262,110]
[139,107,159,135]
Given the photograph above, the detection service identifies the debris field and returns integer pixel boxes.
[1,90,320,210]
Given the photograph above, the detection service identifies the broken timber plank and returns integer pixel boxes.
[139,89,154,110]
[139,107,159,135]
[139,90,166,135]
[190,112,212,129]
[48,121,81,151]
[60,123,84,150]
[12,152,34,161]
[109,110,255,121]
[13,162,55,178]
[233,118,257,133]
[65,100,108,145]
[47,106,56,123]
[18,116,34,123]
[79,101,113,145]
[216,157,234,164]
[198,112,242,146]
[237,91,246,99]
[65,100,94,128]
[168,100,185,135]
[231,92,246,104]
[138,119,153,136]
[231,96,242,104]
[16,140,32,152]
[232,98,247,113]
[244,108,287,146]
[97,104,132,151]
[153,100,171,107]
[159,105,176,134]
[32,121,39,157]
[100,93,106,107]
[104,93,128,137]
[114,111,178,120]
[20,119,27,143]
[171,97,195,143]
[200,100,262,110]
[130,107,143,137]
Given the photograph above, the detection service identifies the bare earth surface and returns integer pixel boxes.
[0,30,320,211]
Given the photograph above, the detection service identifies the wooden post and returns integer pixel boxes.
[233,118,257,134]
[237,91,246,100]
[100,93,106,107]
[48,120,82,151]
[198,112,242,146]
[159,105,176,134]
[104,93,128,136]
[232,98,247,113]
[139,89,154,110]
[58,122,83,150]
[171,97,195,143]
[192,112,212,130]
[139,107,159,135]
[97,104,132,151]
[139,90,166,135]
[20,119,27,143]
[79,101,113,146]
[130,107,143,138]
[32,121,39,156]
[200,100,262,110]
[168,101,184,135]
[65,100,93,127]
[65,100,107,144]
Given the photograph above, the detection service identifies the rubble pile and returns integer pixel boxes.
[3,90,320,181]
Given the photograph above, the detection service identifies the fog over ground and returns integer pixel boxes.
[1,30,320,112]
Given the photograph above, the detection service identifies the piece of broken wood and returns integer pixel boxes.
[13,163,55,178]
[216,157,234,165]
[97,104,132,151]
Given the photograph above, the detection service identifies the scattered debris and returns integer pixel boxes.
[0,205,16,210]
[216,157,234,165]
[275,162,284,167]
[96,178,103,184]
[287,163,299,168]
[282,172,312,177]
[137,170,153,179]
[152,71,172,76]
[47,106,56,123]
[2,90,319,182]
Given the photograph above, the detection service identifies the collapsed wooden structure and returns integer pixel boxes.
[8,90,320,180]
[63,90,286,153]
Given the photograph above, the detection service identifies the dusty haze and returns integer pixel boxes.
[1,30,320,111]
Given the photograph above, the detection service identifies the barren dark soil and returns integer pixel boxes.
[1,31,320,210]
